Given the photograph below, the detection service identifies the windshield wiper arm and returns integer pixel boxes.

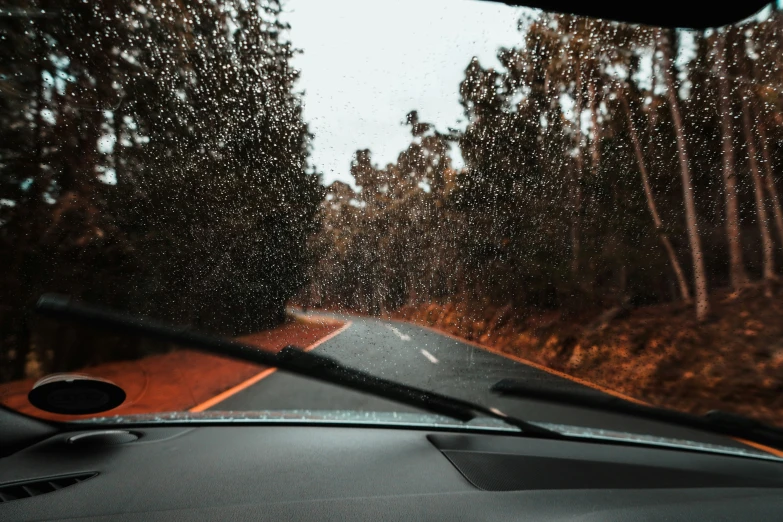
[271,347,558,437]
[492,378,783,451]
[35,294,559,438]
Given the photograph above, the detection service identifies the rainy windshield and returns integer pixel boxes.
[1,0,783,440]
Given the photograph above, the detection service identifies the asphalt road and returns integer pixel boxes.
[212,313,749,449]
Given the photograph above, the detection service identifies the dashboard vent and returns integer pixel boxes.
[0,473,97,503]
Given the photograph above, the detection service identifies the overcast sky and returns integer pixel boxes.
[282,0,529,186]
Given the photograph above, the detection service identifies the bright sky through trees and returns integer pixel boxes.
[284,0,528,186]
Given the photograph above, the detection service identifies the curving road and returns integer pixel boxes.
[211,313,750,449]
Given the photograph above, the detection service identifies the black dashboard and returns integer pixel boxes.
[2,422,783,521]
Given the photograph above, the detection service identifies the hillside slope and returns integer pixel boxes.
[396,287,783,426]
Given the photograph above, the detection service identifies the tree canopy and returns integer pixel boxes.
[0,0,322,381]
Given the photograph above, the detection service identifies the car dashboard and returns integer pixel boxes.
[2,423,783,521]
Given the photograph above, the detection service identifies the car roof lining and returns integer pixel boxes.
[482,0,773,29]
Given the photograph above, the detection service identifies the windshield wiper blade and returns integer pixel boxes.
[35,294,559,438]
[492,378,783,451]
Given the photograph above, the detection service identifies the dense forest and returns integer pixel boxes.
[303,9,783,329]
[0,0,322,381]
[3,0,783,412]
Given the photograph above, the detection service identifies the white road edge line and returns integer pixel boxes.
[420,349,439,364]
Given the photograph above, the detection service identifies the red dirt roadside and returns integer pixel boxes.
[0,315,344,422]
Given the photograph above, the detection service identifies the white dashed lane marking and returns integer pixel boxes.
[385,324,411,341]
[420,349,439,364]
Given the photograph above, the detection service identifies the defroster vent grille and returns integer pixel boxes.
[0,473,98,503]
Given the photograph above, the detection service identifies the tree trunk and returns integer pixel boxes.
[569,182,581,274]
[716,32,749,289]
[756,121,783,249]
[35,63,46,184]
[620,91,691,302]
[659,30,710,321]
[589,81,601,174]
[571,59,584,278]
[112,106,123,183]
[741,91,776,291]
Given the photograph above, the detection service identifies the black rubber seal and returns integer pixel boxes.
[28,377,126,415]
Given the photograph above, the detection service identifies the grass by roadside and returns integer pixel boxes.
[0,314,344,422]
[394,287,783,427]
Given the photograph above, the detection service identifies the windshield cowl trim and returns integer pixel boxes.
[71,410,783,462]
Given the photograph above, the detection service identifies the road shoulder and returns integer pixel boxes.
[0,316,347,422]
